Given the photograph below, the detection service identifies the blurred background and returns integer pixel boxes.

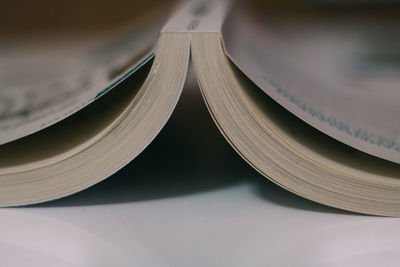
[0,0,176,36]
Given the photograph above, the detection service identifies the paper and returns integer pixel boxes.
[162,0,232,33]
[223,7,400,163]
[0,18,161,145]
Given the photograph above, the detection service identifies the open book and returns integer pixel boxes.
[1,0,400,216]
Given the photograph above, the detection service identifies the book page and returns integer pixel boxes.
[0,9,165,145]
[162,0,231,33]
[223,4,400,164]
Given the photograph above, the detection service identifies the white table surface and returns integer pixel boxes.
[2,69,400,267]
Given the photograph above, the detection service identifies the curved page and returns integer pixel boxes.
[223,4,400,164]
[0,10,166,145]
